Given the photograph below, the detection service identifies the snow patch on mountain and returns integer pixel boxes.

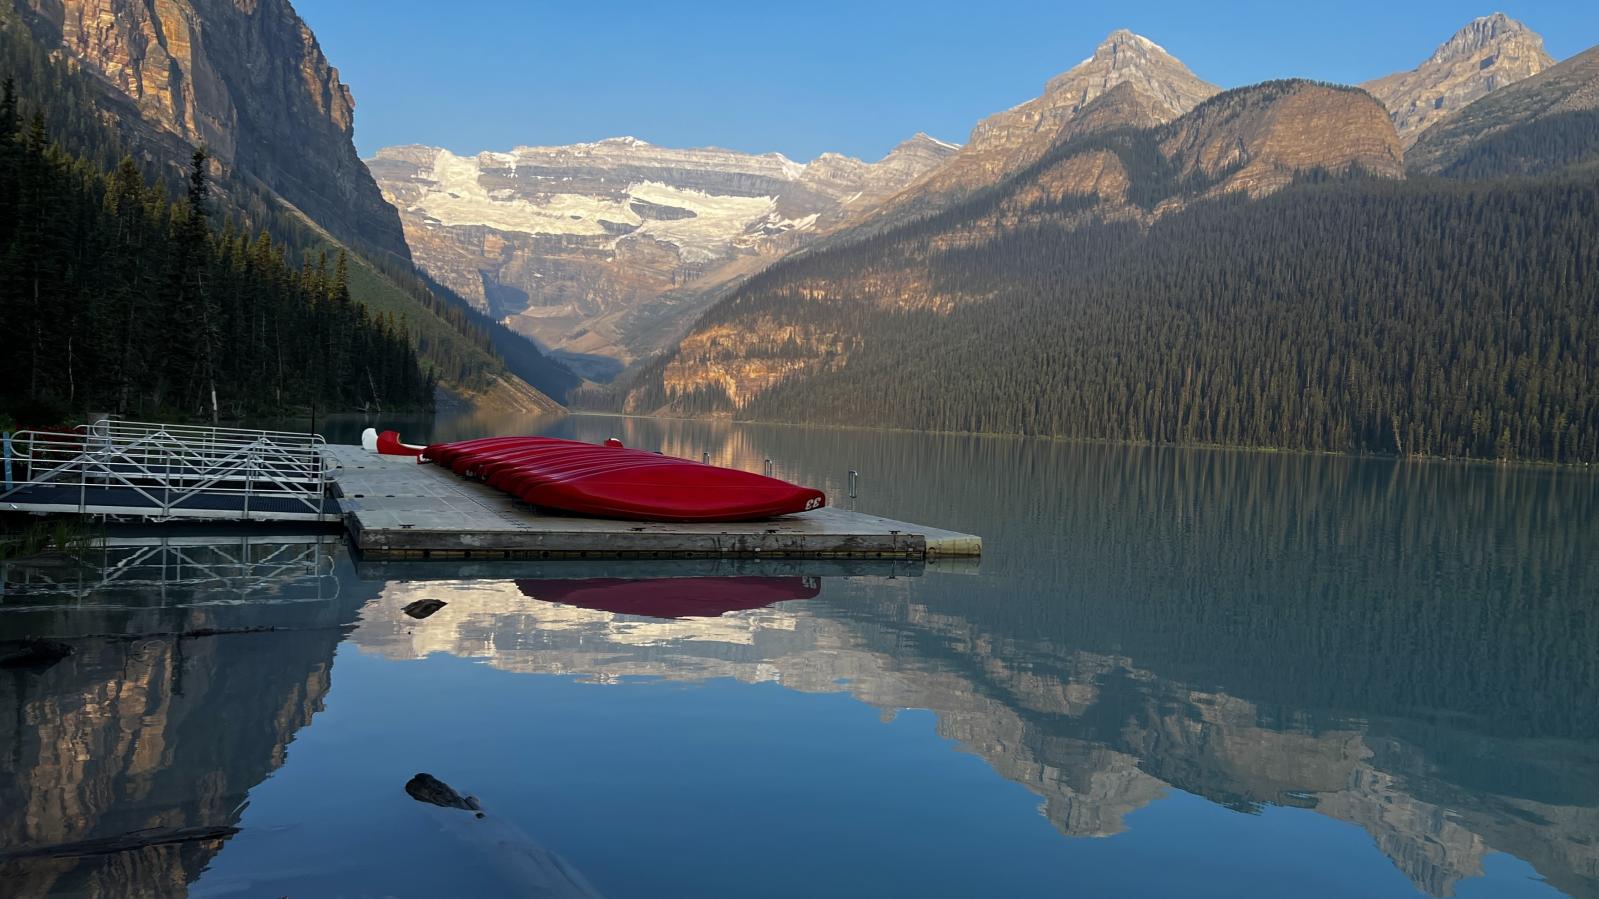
[414,149,622,235]
[403,150,785,261]
[624,181,777,262]
[367,133,957,363]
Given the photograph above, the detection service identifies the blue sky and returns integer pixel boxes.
[296,1,1599,162]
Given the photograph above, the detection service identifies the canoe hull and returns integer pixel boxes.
[421,436,826,522]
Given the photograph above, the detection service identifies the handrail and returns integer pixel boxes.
[80,419,326,447]
[1,420,331,522]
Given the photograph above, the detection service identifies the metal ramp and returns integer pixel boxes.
[1,420,337,522]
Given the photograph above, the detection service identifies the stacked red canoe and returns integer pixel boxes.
[419,435,826,522]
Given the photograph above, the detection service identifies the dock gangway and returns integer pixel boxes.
[1,420,336,523]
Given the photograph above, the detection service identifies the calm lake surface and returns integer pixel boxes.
[3,412,1596,898]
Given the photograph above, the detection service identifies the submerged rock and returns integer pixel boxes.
[405,773,481,813]
[402,773,606,897]
[403,599,448,620]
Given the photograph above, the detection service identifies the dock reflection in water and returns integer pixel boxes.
[2,416,1597,898]
[1,534,342,610]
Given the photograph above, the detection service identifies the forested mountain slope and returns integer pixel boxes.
[0,90,433,421]
[1408,44,1599,179]
[612,78,1599,464]
[2,0,575,409]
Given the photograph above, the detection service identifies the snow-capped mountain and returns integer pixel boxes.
[367,134,956,374]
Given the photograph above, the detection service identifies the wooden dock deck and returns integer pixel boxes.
[324,445,981,561]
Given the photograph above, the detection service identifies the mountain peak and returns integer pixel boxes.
[1098,29,1169,55]
[1428,13,1541,65]
[1049,29,1181,87]
[1044,29,1210,102]
[871,132,960,177]
[1363,13,1554,146]
[1432,11,1541,64]
[904,132,961,152]
[870,29,1216,222]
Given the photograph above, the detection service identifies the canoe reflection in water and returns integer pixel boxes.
[514,576,821,620]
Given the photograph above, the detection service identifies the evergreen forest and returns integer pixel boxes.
[0,7,577,424]
[0,78,433,423]
[627,125,1599,464]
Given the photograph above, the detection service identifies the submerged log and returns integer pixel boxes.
[0,825,239,860]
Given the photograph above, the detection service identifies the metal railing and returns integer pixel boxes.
[0,420,331,522]
[0,535,340,606]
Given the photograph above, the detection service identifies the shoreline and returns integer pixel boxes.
[565,410,1597,474]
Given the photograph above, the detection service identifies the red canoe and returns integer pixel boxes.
[515,576,820,619]
[410,435,826,522]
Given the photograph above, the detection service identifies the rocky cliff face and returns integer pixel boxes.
[1407,43,1599,176]
[367,134,956,370]
[1363,14,1554,147]
[1158,81,1404,198]
[16,0,410,262]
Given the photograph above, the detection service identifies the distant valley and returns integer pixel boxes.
[368,134,955,377]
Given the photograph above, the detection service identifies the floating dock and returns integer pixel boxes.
[325,446,981,562]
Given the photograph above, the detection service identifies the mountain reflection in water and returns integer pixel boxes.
[0,536,373,897]
[354,571,1596,899]
[2,416,1596,898]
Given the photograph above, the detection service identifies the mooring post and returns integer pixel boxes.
[702,452,710,465]
[764,458,773,478]
[242,452,253,521]
[848,470,859,499]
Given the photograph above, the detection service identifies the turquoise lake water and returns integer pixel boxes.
[2,412,1594,897]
